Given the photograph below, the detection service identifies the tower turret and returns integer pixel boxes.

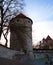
[10,13,34,60]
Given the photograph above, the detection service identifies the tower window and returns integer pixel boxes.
[28,21,30,23]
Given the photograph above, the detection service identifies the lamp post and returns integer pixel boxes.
[0,0,4,39]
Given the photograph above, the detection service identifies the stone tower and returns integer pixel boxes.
[10,13,34,59]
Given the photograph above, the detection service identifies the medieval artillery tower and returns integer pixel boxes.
[9,13,34,59]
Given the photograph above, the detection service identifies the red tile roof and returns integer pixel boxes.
[46,35,52,41]
[10,13,33,24]
[16,13,27,18]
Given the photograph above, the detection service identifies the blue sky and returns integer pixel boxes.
[25,0,53,45]
[1,0,53,46]
[25,0,53,22]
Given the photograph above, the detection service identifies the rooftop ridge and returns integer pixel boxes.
[46,35,52,41]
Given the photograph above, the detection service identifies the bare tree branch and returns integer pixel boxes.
[3,32,8,47]
[3,0,13,16]
[3,26,9,46]
[0,0,24,47]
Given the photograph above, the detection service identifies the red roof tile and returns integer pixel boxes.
[10,13,33,24]
[46,35,52,41]
[17,13,27,18]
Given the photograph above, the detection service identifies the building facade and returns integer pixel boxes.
[35,35,53,49]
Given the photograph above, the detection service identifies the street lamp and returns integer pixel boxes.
[0,0,4,39]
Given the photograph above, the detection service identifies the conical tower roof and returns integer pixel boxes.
[16,13,27,18]
[10,13,33,24]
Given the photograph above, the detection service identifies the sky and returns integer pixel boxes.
[24,0,53,45]
[1,0,53,46]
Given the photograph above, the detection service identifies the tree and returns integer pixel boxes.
[0,0,24,46]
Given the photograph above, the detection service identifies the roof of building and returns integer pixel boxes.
[46,35,52,41]
[10,13,33,24]
[42,38,46,41]
[16,13,28,18]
